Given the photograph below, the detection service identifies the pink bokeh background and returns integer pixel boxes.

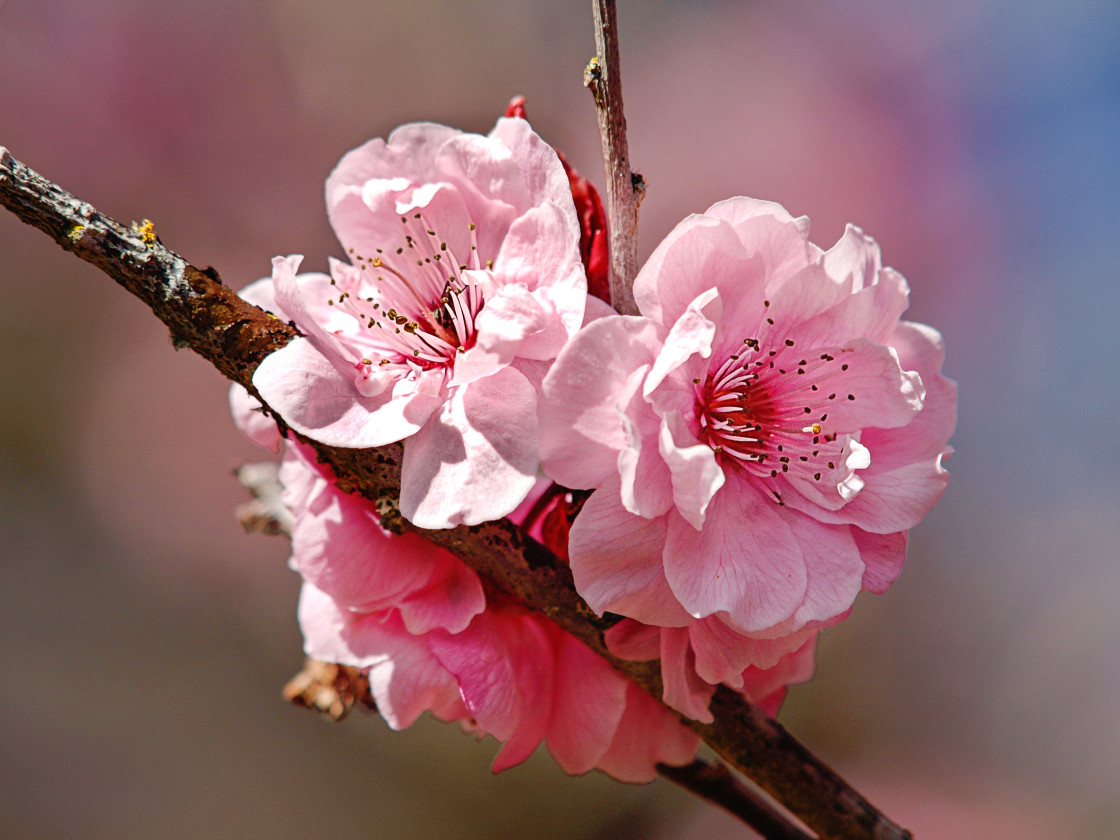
[2,2,1117,838]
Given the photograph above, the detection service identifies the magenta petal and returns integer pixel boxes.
[400,366,539,528]
[664,484,808,633]
[594,683,700,782]
[568,481,693,627]
[431,610,555,773]
[546,632,627,774]
[603,619,662,662]
[659,627,716,722]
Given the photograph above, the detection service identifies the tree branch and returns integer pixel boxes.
[658,760,815,840]
[0,147,910,840]
[585,0,644,315]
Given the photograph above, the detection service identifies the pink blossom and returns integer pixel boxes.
[540,198,956,680]
[248,118,587,528]
[226,418,702,780]
[300,583,701,780]
[279,441,486,635]
[604,618,819,723]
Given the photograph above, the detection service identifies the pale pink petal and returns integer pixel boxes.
[832,457,951,534]
[820,223,883,294]
[484,117,578,212]
[703,196,814,292]
[291,482,429,610]
[866,321,958,465]
[400,365,539,528]
[770,264,911,350]
[658,411,725,530]
[493,199,582,300]
[595,683,700,782]
[568,481,693,627]
[269,255,357,364]
[795,339,925,432]
[642,286,719,398]
[617,365,674,518]
[539,316,666,490]
[277,441,329,517]
[392,553,487,635]
[253,336,444,448]
[452,281,549,386]
[633,214,760,328]
[783,511,864,627]
[228,384,281,453]
[326,123,462,256]
[663,485,808,633]
[546,631,627,774]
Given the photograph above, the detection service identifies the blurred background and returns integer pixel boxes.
[1,1,1117,837]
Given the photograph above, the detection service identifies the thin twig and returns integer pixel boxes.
[0,147,910,840]
[658,760,816,840]
[585,0,644,315]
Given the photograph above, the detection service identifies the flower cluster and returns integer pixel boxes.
[232,114,954,776]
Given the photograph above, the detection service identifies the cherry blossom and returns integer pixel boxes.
[262,439,701,781]
[540,197,956,687]
[249,118,587,528]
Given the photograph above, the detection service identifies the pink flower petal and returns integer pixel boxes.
[594,683,700,782]
[633,213,760,328]
[603,619,662,662]
[663,484,808,633]
[688,616,818,687]
[228,384,281,453]
[546,631,627,774]
[430,609,555,772]
[400,365,539,528]
[703,196,814,291]
[854,528,908,594]
[253,336,445,448]
[659,626,716,722]
[658,410,725,530]
[297,584,465,729]
[539,316,666,490]
[568,480,693,627]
